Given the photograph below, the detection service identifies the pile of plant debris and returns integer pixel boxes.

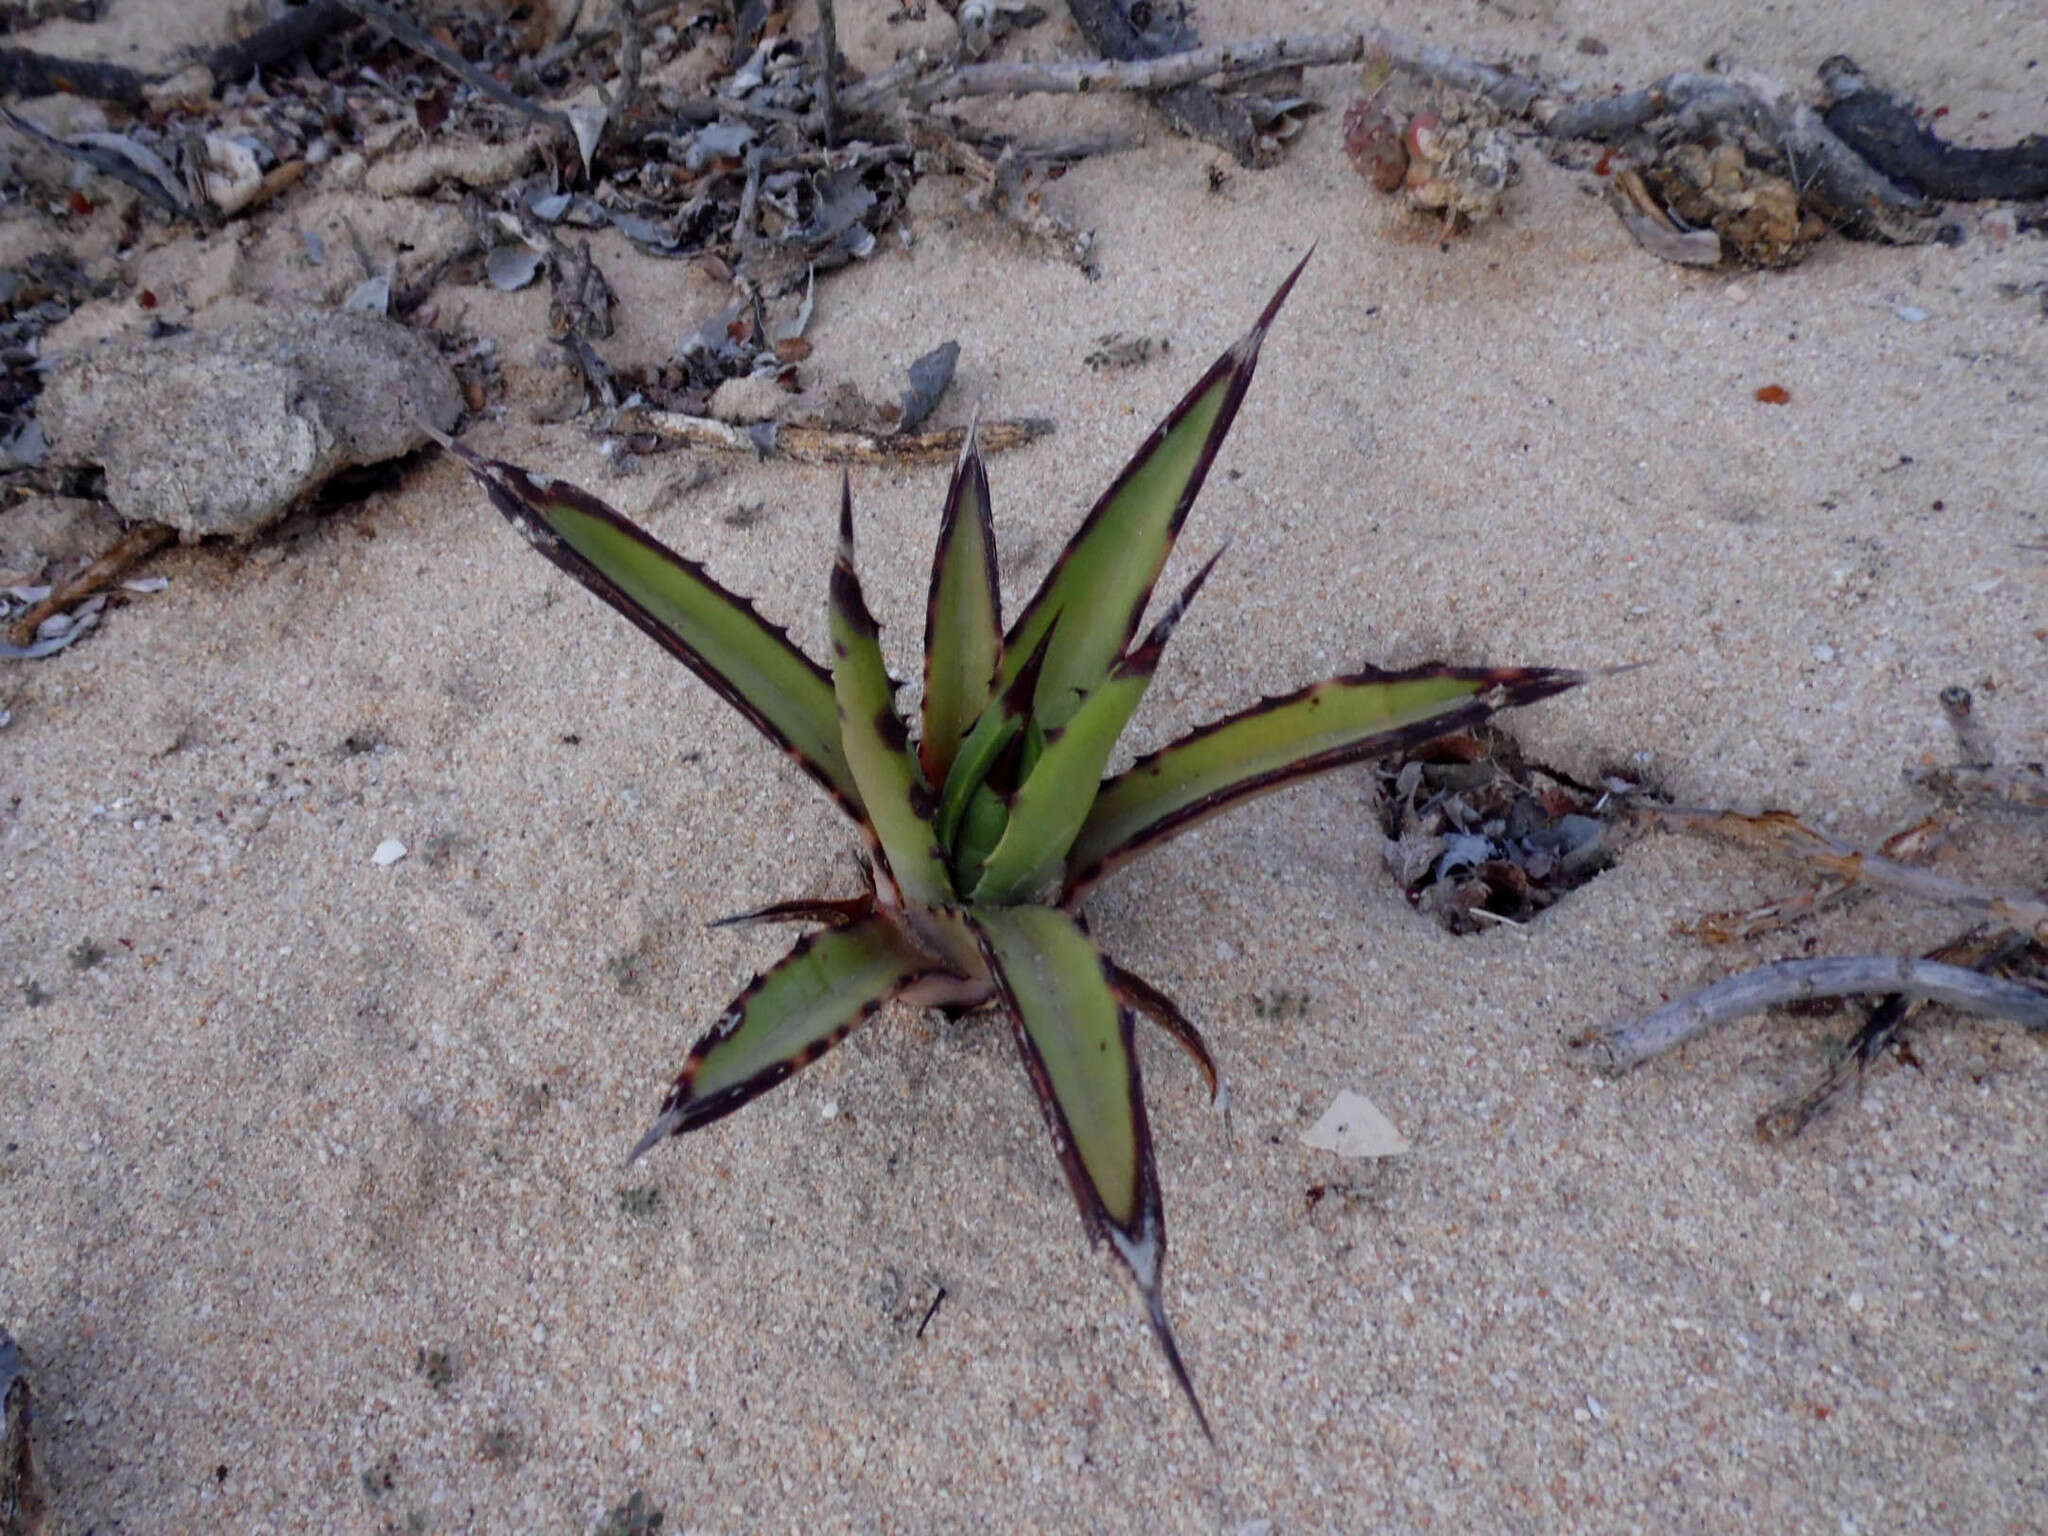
[1375,724,1640,934]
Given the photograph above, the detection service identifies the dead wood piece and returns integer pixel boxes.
[855,24,1540,140]
[1755,926,2031,1142]
[203,0,350,88]
[336,0,572,136]
[615,408,1052,464]
[0,46,146,107]
[911,33,1364,105]
[1576,956,2048,1072]
[1652,806,2048,942]
[0,107,210,222]
[5,522,174,647]
[1820,55,2048,201]
[528,0,685,81]
[1063,0,1262,167]
[1543,71,1741,140]
[814,0,840,146]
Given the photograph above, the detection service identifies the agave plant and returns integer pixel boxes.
[442,257,1581,1435]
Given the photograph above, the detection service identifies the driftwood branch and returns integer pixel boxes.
[0,106,211,221]
[1576,957,2048,1072]
[911,33,1362,104]
[614,409,1052,464]
[1754,925,2031,1141]
[848,25,1541,120]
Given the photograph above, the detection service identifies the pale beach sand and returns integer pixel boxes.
[1,1,2044,1531]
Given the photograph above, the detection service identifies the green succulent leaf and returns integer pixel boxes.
[969,551,1221,905]
[830,479,955,911]
[443,439,863,818]
[629,915,933,1158]
[919,429,1002,792]
[934,624,1055,859]
[968,903,1210,1438]
[1063,664,1586,902]
[995,251,1308,732]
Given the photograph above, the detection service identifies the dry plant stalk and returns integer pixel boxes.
[1655,807,2048,942]
[1576,957,2048,1072]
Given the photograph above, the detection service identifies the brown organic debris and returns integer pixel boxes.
[1642,140,1828,268]
[1377,725,1631,933]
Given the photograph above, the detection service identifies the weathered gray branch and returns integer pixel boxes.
[846,26,1541,121]
[1576,957,2048,1072]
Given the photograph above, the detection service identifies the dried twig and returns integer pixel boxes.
[611,0,644,127]
[814,0,840,147]
[0,46,147,106]
[0,107,211,222]
[847,25,1540,122]
[336,0,572,135]
[1913,762,2048,813]
[614,409,1052,465]
[527,0,684,80]
[5,522,174,647]
[1576,956,2048,1072]
[1652,807,2048,942]
[1755,925,2032,1141]
[911,33,1359,105]
[203,0,350,87]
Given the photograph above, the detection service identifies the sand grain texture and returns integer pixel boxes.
[2,0,2046,1531]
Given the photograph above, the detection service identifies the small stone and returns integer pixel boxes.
[1812,643,1836,663]
[1894,305,1929,323]
[372,839,407,867]
[40,311,462,539]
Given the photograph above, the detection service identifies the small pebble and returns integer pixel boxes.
[372,838,407,867]
[1894,305,1928,324]
[1812,643,1836,663]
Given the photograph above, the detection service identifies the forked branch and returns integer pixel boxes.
[1575,957,2048,1072]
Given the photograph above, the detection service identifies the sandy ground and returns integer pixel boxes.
[3,1,2047,1531]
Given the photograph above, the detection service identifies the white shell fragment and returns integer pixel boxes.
[1302,1089,1411,1159]
[371,838,408,867]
